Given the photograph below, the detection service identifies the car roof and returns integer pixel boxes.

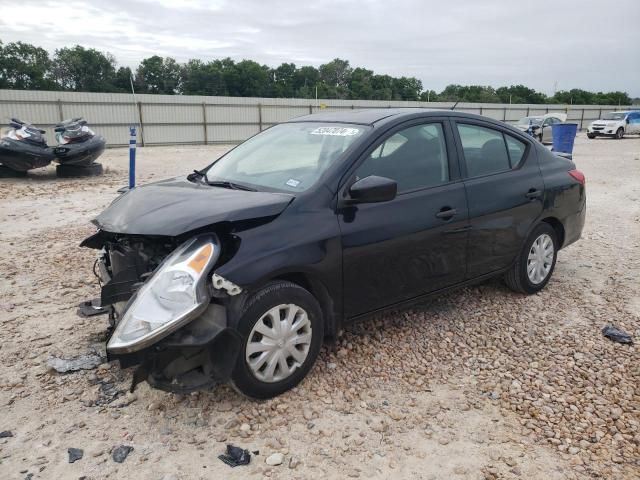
[288,108,475,126]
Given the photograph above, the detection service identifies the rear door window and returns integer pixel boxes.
[456,123,528,177]
[456,124,510,177]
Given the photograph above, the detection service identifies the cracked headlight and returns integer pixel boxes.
[107,234,220,354]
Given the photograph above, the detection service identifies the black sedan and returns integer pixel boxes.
[82,109,586,398]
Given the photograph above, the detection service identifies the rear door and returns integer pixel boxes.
[452,120,544,279]
[339,119,469,317]
[627,112,640,134]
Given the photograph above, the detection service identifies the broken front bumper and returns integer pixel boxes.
[111,303,243,393]
[93,241,245,393]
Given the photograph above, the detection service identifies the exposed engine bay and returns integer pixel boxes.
[82,230,244,393]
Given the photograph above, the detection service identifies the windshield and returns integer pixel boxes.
[517,117,542,125]
[602,112,626,120]
[204,122,368,192]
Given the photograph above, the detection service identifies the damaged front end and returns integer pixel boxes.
[82,230,244,393]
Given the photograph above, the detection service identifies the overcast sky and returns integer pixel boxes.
[1,0,639,96]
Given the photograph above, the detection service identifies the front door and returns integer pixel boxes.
[452,120,544,279]
[339,120,469,318]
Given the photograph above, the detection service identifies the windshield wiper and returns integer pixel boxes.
[188,168,209,183]
[207,180,256,191]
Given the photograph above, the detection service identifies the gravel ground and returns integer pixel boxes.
[0,134,638,480]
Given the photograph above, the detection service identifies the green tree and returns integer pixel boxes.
[294,66,320,97]
[319,58,352,98]
[227,60,272,97]
[52,45,117,92]
[0,40,54,90]
[136,55,183,94]
[371,74,394,100]
[419,89,439,102]
[349,68,374,100]
[112,66,133,92]
[392,76,423,101]
[438,84,499,103]
[272,63,297,98]
[182,59,227,96]
[496,85,547,104]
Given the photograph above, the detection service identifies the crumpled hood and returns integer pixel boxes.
[93,177,294,236]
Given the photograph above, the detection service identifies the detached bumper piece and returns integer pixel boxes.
[111,304,243,393]
[77,298,110,317]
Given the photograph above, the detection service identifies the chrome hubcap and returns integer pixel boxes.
[527,233,554,284]
[245,304,312,383]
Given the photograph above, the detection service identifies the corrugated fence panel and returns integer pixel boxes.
[206,104,258,123]
[143,124,203,145]
[0,89,633,146]
[209,124,260,143]
[143,103,203,124]
[0,101,60,125]
[262,105,309,123]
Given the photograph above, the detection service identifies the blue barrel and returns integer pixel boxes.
[551,123,578,154]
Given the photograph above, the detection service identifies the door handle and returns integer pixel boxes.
[436,207,457,219]
[525,189,542,199]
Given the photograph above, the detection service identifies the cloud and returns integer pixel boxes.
[1,0,638,95]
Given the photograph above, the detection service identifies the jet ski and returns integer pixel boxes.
[53,118,106,166]
[0,118,56,175]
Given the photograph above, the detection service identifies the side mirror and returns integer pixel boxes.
[347,175,397,204]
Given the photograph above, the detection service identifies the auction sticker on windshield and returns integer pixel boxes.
[310,127,360,136]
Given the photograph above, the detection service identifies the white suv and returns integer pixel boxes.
[587,111,640,139]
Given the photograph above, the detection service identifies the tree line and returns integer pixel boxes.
[0,39,634,105]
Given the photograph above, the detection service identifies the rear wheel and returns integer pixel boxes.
[505,223,558,294]
[230,281,323,399]
[615,128,624,139]
[56,162,103,177]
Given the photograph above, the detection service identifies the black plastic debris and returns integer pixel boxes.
[0,431,13,438]
[218,444,251,467]
[68,448,84,463]
[77,298,109,317]
[602,325,634,345]
[112,445,134,463]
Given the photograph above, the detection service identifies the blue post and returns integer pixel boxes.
[129,126,136,189]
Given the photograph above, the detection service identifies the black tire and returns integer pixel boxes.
[0,165,28,178]
[504,223,558,294]
[56,162,103,177]
[230,280,323,399]
[587,133,596,139]
[615,128,624,139]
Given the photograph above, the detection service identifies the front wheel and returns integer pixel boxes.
[587,133,596,139]
[505,223,558,294]
[615,128,624,139]
[230,281,323,399]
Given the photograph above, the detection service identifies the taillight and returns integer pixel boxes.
[568,169,585,185]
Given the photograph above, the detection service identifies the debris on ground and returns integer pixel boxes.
[112,445,134,463]
[77,298,109,317]
[218,444,251,467]
[602,325,634,345]
[47,350,106,373]
[0,431,13,438]
[68,448,83,463]
[265,452,284,466]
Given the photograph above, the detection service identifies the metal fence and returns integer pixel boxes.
[0,89,628,147]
